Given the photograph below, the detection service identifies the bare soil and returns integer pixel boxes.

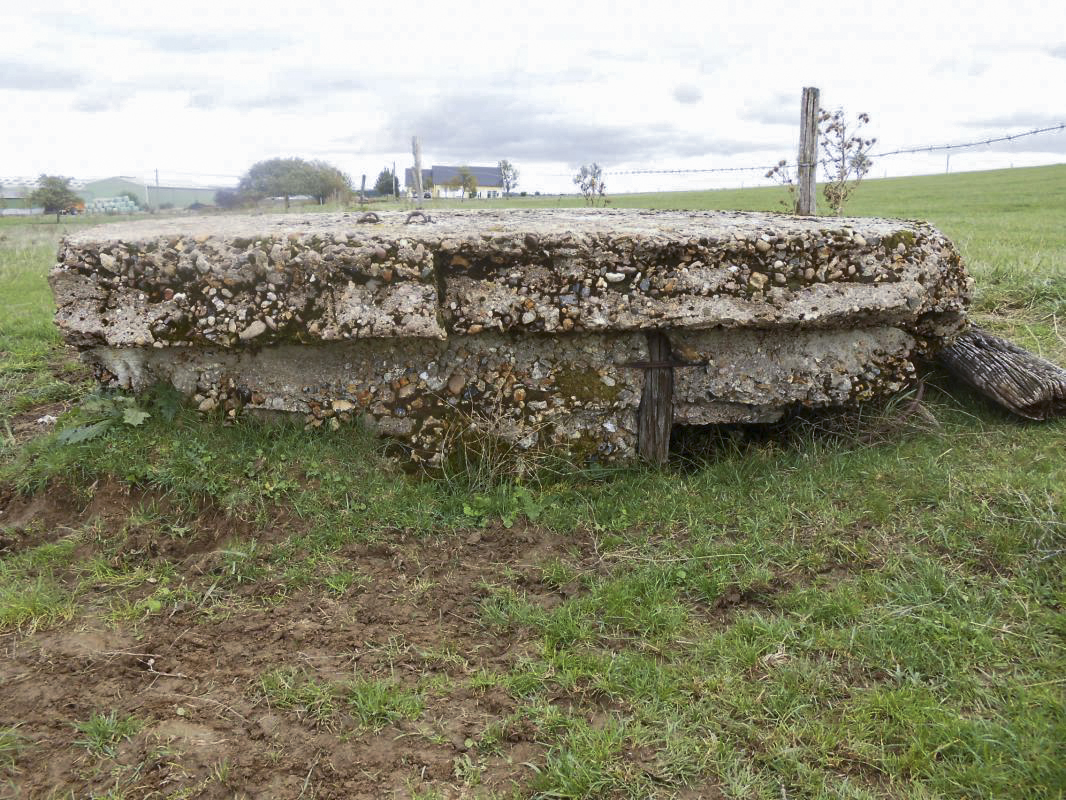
[0,485,604,799]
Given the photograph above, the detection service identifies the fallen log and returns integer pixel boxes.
[938,327,1066,420]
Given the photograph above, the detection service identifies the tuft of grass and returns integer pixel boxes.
[0,575,76,633]
[215,540,266,585]
[258,667,337,728]
[0,726,26,772]
[210,756,233,786]
[452,752,485,787]
[72,711,142,757]
[534,717,649,799]
[344,675,424,730]
[320,569,365,595]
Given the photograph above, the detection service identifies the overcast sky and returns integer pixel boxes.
[3,0,1065,194]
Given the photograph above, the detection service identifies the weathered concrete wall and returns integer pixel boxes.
[51,210,972,462]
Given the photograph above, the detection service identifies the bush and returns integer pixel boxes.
[214,188,242,209]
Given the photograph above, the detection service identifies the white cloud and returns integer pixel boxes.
[0,59,84,91]
[2,1,1065,192]
[673,84,703,104]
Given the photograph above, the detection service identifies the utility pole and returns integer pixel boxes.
[411,136,424,209]
[154,168,160,211]
[945,153,951,173]
[392,160,398,199]
[359,174,366,205]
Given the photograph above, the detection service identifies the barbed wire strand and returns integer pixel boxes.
[5,123,1062,188]
[868,123,1065,159]
[550,122,1065,177]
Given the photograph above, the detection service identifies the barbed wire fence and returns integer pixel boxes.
[3,113,1061,195]
[159,121,1063,189]
[541,121,1065,193]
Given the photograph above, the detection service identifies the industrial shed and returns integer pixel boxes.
[80,177,220,209]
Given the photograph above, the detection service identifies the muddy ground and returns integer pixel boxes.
[0,483,623,799]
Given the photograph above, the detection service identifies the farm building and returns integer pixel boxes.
[0,181,35,214]
[1,175,220,215]
[79,177,220,209]
[0,177,88,216]
[404,165,504,199]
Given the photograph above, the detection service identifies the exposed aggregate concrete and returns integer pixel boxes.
[51,210,972,462]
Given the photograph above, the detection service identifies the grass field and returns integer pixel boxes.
[0,167,1063,799]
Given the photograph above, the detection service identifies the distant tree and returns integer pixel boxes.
[307,160,353,204]
[573,163,606,206]
[214,188,242,209]
[498,160,519,197]
[819,108,876,215]
[444,171,462,197]
[27,175,82,222]
[373,167,396,197]
[238,157,319,210]
[458,166,477,200]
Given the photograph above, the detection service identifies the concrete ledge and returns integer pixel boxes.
[51,209,972,462]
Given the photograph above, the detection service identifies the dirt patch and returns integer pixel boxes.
[2,400,73,445]
[0,513,601,797]
[0,481,87,554]
[0,479,169,565]
[0,477,293,565]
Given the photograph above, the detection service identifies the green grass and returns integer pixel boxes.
[345,676,425,730]
[1,167,1064,798]
[72,711,142,758]
[0,536,83,632]
[0,222,87,429]
[0,726,26,771]
[258,667,339,728]
[257,667,424,731]
[0,574,77,633]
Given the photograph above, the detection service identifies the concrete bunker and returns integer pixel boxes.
[49,209,973,463]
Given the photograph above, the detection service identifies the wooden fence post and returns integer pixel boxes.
[412,136,424,209]
[637,332,673,464]
[796,86,819,215]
